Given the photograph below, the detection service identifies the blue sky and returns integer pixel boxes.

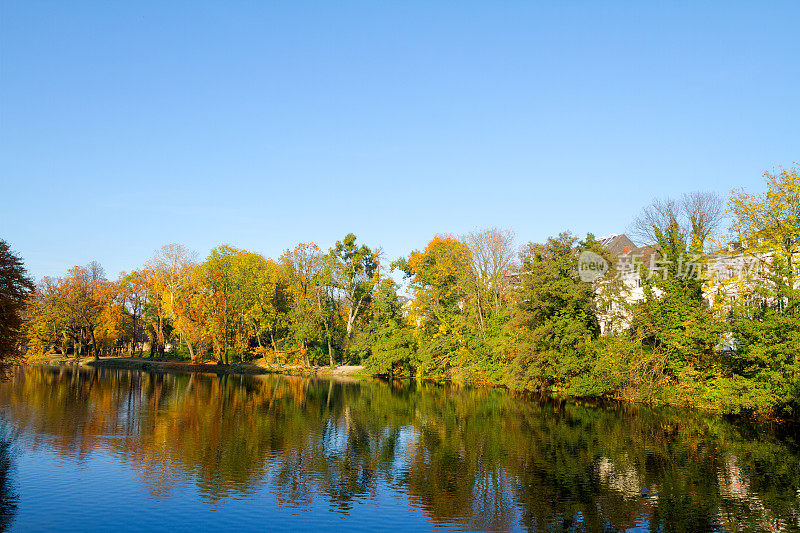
[2,1,798,280]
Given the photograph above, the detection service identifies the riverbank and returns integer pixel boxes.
[22,354,367,378]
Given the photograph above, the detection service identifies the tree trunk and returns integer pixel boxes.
[157,314,165,357]
[346,295,365,339]
[223,298,229,365]
[89,328,99,361]
[186,340,195,363]
[130,315,137,356]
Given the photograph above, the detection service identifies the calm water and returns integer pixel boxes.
[0,367,798,532]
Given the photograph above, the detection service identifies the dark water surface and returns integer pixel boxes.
[0,366,798,532]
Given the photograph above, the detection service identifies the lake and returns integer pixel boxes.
[0,366,797,532]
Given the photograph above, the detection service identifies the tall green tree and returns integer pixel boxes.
[505,233,601,392]
[330,233,378,342]
[629,198,723,371]
[358,278,415,375]
[0,240,34,359]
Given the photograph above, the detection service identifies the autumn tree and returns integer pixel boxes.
[397,236,473,374]
[197,245,239,365]
[94,277,127,355]
[730,165,800,308]
[119,270,148,354]
[24,277,68,355]
[141,266,167,358]
[168,265,209,363]
[725,165,800,414]
[228,251,289,361]
[147,244,199,359]
[34,262,115,360]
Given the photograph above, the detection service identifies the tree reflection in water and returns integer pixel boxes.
[0,366,798,532]
[0,434,18,531]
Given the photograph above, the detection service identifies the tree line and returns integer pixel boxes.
[1,165,798,415]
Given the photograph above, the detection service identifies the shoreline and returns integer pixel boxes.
[22,355,367,378]
[18,356,798,422]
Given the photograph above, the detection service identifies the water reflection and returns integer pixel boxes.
[0,435,18,530]
[0,366,798,531]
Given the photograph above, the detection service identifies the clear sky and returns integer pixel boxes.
[1,1,798,280]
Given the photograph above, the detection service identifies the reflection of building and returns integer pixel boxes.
[596,456,646,499]
[717,455,790,533]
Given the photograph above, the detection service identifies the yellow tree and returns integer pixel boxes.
[24,277,69,356]
[118,270,148,354]
[145,244,198,358]
[400,236,473,372]
[94,278,126,355]
[197,245,240,365]
[168,265,209,363]
[406,235,472,325]
[730,165,800,305]
[228,252,289,359]
[141,266,166,357]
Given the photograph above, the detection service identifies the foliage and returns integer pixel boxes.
[505,233,601,392]
[0,240,34,359]
[14,167,800,417]
[359,278,415,375]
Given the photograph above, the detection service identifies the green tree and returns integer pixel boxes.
[359,278,415,375]
[330,233,378,342]
[281,243,337,366]
[629,211,722,369]
[0,240,34,359]
[505,233,601,392]
[722,166,800,414]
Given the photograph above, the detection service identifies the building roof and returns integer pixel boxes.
[601,233,658,264]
